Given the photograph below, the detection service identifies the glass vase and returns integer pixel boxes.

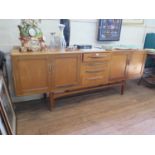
[50,32,56,49]
[58,24,66,50]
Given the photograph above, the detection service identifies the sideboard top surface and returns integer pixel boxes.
[11,46,147,56]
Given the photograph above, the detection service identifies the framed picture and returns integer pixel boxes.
[123,19,144,25]
[97,19,122,41]
[0,76,16,135]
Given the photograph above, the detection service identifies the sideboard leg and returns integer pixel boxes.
[43,93,47,99]
[138,77,143,85]
[49,93,55,111]
[121,83,124,95]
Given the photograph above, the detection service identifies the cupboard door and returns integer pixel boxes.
[12,55,50,96]
[51,54,81,90]
[126,52,146,79]
[109,52,128,82]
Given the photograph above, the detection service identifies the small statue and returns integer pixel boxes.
[18,19,47,52]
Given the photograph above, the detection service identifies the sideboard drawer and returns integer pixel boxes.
[82,74,108,87]
[83,52,111,62]
[83,61,108,70]
[82,68,109,87]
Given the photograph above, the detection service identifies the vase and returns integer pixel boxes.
[57,24,66,50]
[50,32,56,49]
[60,19,70,47]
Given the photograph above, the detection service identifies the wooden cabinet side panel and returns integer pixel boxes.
[12,56,21,95]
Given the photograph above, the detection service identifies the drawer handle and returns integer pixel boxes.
[85,70,104,73]
[86,76,103,80]
[86,62,108,66]
[89,56,107,59]
[56,84,75,88]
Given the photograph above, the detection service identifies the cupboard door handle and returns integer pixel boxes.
[48,64,52,72]
[127,59,130,65]
[50,64,52,72]
[48,64,50,72]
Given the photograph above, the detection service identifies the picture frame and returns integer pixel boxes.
[123,19,144,25]
[0,75,16,135]
[97,19,122,41]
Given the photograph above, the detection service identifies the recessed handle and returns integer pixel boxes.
[85,70,104,73]
[56,84,75,88]
[86,62,108,66]
[89,56,107,59]
[86,76,103,80]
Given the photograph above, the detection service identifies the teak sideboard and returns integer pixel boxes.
[11,48,147,110]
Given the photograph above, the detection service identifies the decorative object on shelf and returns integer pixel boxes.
[97,19,122,41]
[75,44,92,49]
[0,76,16,135]
[54,24,66,50]
[50,32,56,49]
[60,19,70,47]
[18,19,47,52]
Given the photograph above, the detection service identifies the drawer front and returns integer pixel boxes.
[82,75,108,87]
[83,61,109,70]
[83,52,110,62]
[83,52,111,62]
[82,70,109,87]
[83,69,108,78]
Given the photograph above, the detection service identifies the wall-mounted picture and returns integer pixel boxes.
[0,76,16,135]
[97,19,122,41]
[123,19,144,24]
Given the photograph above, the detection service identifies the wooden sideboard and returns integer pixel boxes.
[11,48,147,110]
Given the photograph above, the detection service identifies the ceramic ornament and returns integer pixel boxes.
[18,19,47,52]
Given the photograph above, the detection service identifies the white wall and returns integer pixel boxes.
[1,19,155,53]
[0,19,155,102]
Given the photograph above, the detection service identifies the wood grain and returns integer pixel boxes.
[51,54,81,90]
[12,49,147,110]
[12,55,50,96]
[15,80,155,135]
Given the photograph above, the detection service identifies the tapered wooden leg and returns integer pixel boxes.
[43,93,47,104]
[43,93,47,99]
[138,77,143,85]
[49,92,55,111]
[121,83,124,95]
